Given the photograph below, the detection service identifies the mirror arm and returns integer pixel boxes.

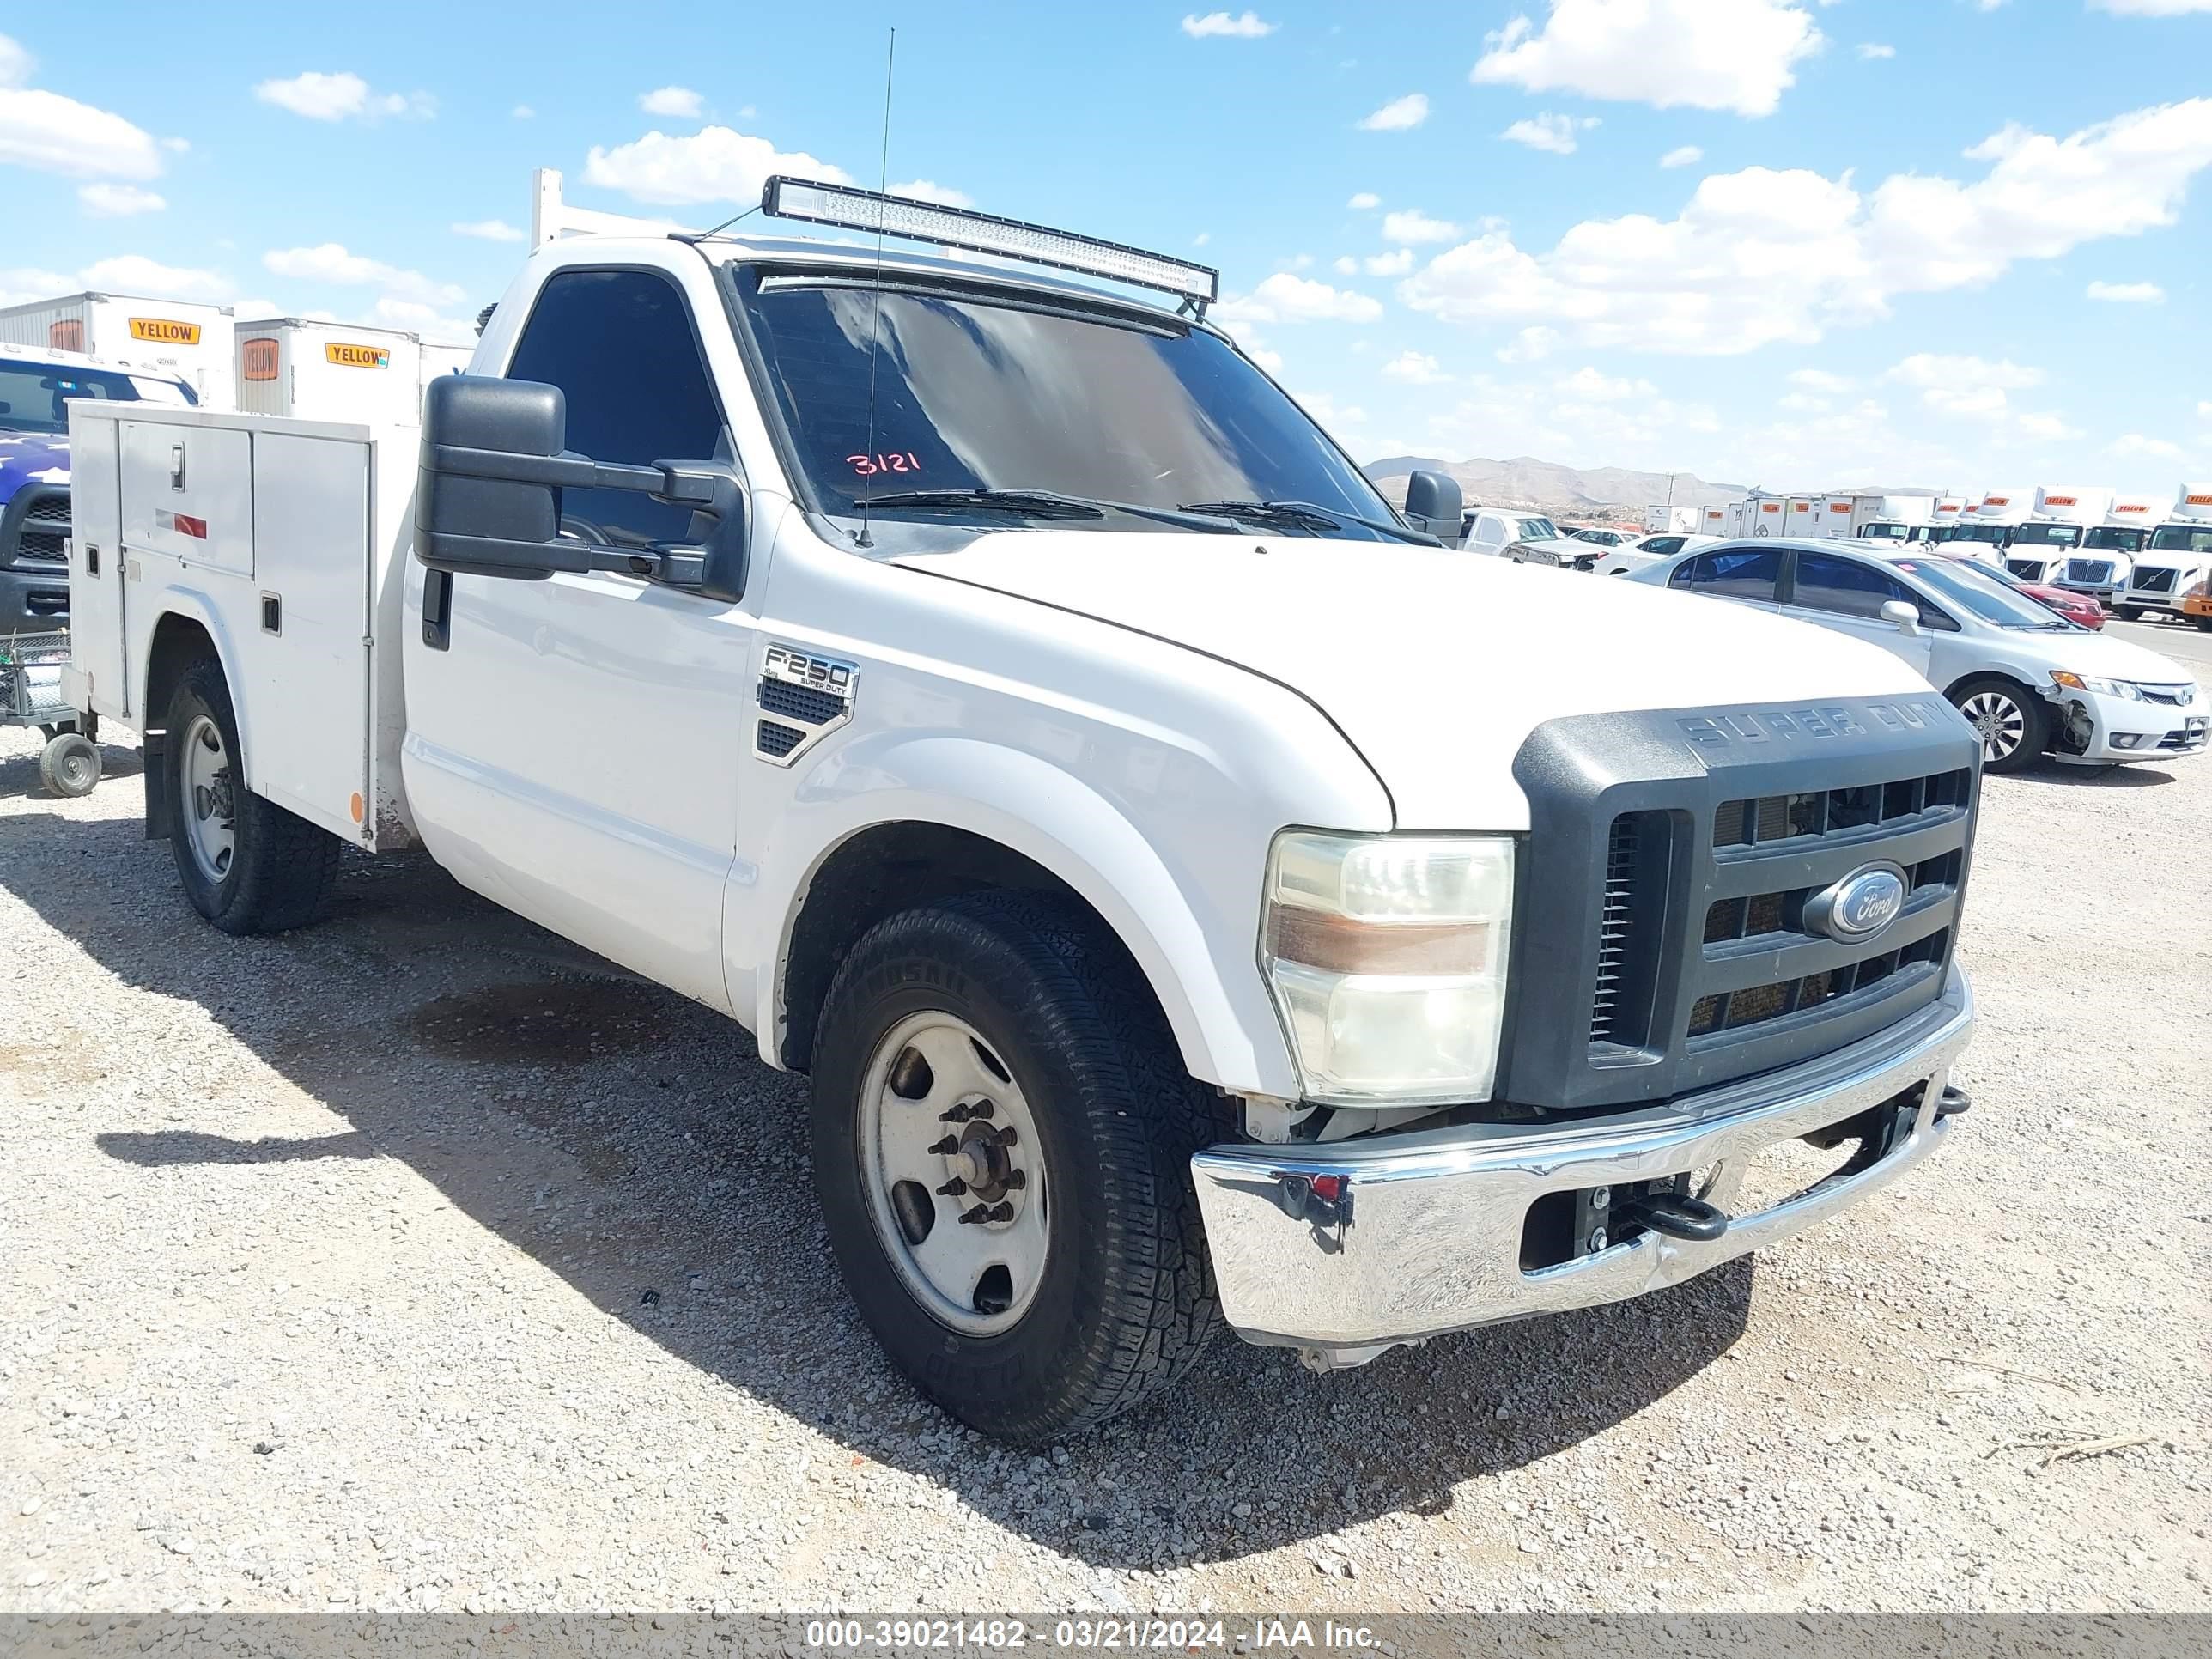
[423,442,666,495]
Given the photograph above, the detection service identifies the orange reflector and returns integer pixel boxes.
[349,792,364,823]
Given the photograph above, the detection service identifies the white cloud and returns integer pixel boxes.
[1399,99,2212,355]
[583,125,851,205]
[1196,233,1212,247]
[511,105,535,119]
[2015,413,2081,442]
[888,179,974,207]
[1472,0,1826,118]
[1501,112,1600,155]
[1778,392,1832,414]
[1857,43,1896,60]
[1364,248,1414,276]
[2110,433,2185,459]
[2091,2,2212,15]
[1347,191,1380,210]
[264,243,466,308]
[1790,368,1853,393]
[2199,401,2212,420]
[1333,255,1358,274]
[1382,208,1459,244]
[1419,369,1721,471]
[2086,279,2164,302]
[1659,144,1703,168]
[453,218,525,242]
[1294,390,1369,428]
[1886,354,2044,391]
[78,182,165,216]
[1182,11,1276,38]
[0,37,163,180]
[78,254,228,301]
[1555,365,1654,401]
[1496,325,1559,363]
[1212,271,1384,325]
[253,70,434,122]
[1357,93,1429,131]
[1382,349,1449,384]
[639,87,703,119]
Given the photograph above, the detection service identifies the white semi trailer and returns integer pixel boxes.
[1954,489,2031,565]
[2117,484,2212,623]
[234,320,477,425]
[0,293,234,406]
[2018,488,2114,598]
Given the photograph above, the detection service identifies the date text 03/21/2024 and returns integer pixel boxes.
[802,1620,1382,1650]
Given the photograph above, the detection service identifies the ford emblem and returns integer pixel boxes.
[1804,863,1908,944]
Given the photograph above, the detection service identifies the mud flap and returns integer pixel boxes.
[143,732,172,840]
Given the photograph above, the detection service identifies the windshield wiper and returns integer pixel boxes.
[1178,498,1437,544]
[858,488,1241,534]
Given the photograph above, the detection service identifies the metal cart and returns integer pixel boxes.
[1,629,100,797]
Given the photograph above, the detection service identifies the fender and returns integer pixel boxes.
[137,587,258,790]
[734,734,1305,1103]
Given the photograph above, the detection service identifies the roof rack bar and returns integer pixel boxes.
[757,176,1218,312]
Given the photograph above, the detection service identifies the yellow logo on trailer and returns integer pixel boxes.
[130,317,200,344]
[325,343,392,368]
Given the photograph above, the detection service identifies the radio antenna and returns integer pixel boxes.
[854,27,896,550]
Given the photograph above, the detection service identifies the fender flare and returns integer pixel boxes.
[750,735,1300,1102]
[139,589,255,790]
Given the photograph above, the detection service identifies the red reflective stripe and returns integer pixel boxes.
[174,514,208,539]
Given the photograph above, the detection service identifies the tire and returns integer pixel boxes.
[39,732,100,798]
[2194,616,2212,633]
[164,659,341,934]
[811,891,1224,1443]
[2113,605,2144,623]
[1951,676,2047,775]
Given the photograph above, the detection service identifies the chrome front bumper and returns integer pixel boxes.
[1192,966,1973,1358]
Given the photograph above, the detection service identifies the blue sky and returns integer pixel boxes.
[4,0,2211,495]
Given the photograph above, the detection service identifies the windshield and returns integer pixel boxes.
[1862,522,1909,540]
[1951,523,2008,543]
[732,272,1399,538]
[1895,556,2075,629]
[2008,521,2081,548]
[2148,524,2212,555]
[2083,526,2145,554]
[1515,517,1560,541]
[0,356,191,434]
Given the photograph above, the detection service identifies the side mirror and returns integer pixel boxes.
[416,376,735,588]
[1878,599,1922,635]
[1401,469,1462,541]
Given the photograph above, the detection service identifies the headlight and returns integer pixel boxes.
[2053,672,2142,701]
[1261,833,1514,1107]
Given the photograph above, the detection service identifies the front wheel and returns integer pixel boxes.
[1952,677,2048,775]
[810,892,1222,1443]
[165,659,341,933]
[2112,605,2144,623]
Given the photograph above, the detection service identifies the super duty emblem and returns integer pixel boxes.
[1676,700,1949,748]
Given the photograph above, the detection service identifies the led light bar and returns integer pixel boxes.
[760,176,1218,307]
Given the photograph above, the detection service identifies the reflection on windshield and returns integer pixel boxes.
[733,274,1396,538]
[1951,524,2008,543]
[2008,523,2082,547]
[1897,557,2073,629]
[1516,518,1559,541]
[2148,526,2212,554]
[2083,526,2145,553]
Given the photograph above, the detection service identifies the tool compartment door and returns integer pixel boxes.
[119,420,253,577]
[64,411,130,720]
[246,430,372,842]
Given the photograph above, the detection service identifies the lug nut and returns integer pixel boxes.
[994,1126,1018,1149]
[1002,1169,1026,1191]
[984,1202,1014,1223]
[1587,1228,1609,1254]
[958,1204,990,1225]
[939,1103,973,1123]
[927,1135,959,1156]
[969,1101,995,1120]
[936,1178,968,1197]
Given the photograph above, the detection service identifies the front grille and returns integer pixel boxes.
[1686,930,1951,1037]
[2160,726,2207,752]
[2065,559,2112,586]
[1712,769,1970,849]
[2140,684,2194,707]
[2004,559,2042,580]
[1590,816,1639,1043]
[2134,568,2178,595]
[3,484,70,567]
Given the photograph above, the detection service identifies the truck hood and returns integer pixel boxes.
[894,532,1938,828]
[0,432,70,501]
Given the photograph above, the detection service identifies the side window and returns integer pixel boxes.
[1792,552,1916,620]
[1644,535,1681,556]
[506,268,729,550]
[1472,515,1506,548]
[1674,547,1781,600]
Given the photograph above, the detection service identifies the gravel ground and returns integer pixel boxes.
[2,720,2206,1617]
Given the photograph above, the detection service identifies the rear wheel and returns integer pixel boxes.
[2195,616,2212,633]
[810,892,1222,1443]
[165,660,341,934]
[1951,677,2046,775]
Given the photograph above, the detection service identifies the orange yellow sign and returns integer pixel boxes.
[130,317,200,344]
[325,343,391,368]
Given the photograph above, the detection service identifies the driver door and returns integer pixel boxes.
[1777,550,1936,678]
[401,264,754,1010]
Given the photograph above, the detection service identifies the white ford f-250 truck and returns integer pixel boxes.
[60,179,1978,1442]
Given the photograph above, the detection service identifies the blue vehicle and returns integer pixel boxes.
[1,345,195,632]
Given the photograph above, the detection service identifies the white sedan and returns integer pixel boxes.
[1626,537,2207,771]
[1592,532,1723,578]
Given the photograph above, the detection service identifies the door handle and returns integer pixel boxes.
[170,443,186,490]
[85,542,100,576]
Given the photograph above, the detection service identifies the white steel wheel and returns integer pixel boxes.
[856,1011,1048,1336]
[179,713,238,883]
